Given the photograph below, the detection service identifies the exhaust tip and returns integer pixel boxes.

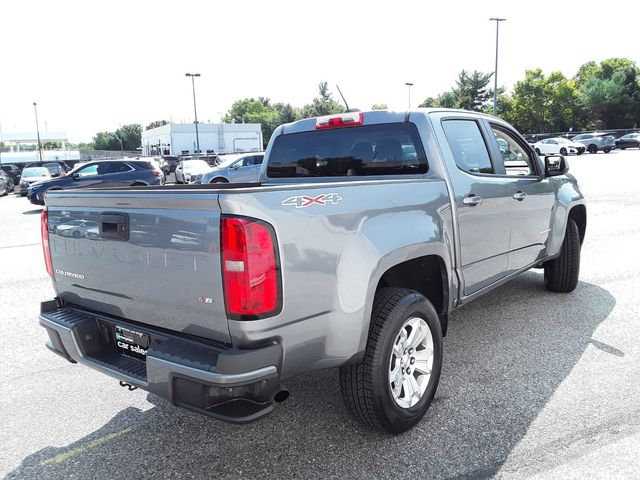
[273,388,290,403]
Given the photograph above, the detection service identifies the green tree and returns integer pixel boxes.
[453,70,495,111]
[300,81,344,118]
[419,91,457,108]
[576,58,640,128]
[418,70,497,111]
[146,120,169,130]
[92,124,141,151]
[273,102,298,124]
[371,104,388,110]
[92,131,119,150]
[224,97,278,147]
[117,124,142,151]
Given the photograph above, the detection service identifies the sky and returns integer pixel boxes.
[1,0,638,143]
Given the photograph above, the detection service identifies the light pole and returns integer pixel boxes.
[185,73,201,153]
[33,102,43,162]
[405,82,414,110]
[489,17,506,117]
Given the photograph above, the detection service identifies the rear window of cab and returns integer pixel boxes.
[267,123,428,178]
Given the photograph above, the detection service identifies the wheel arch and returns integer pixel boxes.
[568,204,586,245]
[375,255,450,336]
[209,176,229,183]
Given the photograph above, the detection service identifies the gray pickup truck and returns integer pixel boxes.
[39,109,586,434]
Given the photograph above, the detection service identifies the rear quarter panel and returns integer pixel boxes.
[219,179,454,377]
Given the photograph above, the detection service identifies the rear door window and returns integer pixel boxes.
[441,119,494,174]
[267,123,428,178]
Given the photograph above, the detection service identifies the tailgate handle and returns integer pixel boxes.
[99,213,129,241]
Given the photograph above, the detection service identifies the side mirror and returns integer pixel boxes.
[544,155,569,177]
[231,163,240,169]
[72,173,81,180]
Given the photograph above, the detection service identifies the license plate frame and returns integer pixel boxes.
[114,325,150,362]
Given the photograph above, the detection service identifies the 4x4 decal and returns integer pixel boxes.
[282,193,343,208]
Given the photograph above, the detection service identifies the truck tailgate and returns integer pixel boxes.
[45,190,231,344]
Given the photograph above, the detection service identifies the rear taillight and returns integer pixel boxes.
[221,216,281,319]
[316,112,363,129]
[41,209,53,277]
[151,170,161,176]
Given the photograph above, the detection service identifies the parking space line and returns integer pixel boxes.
[39,427,133,466]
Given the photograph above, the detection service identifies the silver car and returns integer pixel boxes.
[194,153,264,184]
[570,133,615,153]
[175,159,212,184]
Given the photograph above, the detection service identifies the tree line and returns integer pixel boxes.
[89,58,639,151]
[420,57,640,134]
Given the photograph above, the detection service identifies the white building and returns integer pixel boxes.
[141,123,263,156]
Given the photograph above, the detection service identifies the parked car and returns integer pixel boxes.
[533,137,586,156]
[19,167,52,195]
[0,170,15,192]
[0,172,8,196]
[615,132,640,150]
[1,164,21,185]
[570,133,615,153]
[193,153,265,184]
[55,220,100,238]
[27,159,164,205]
[24,161,69,177]
[174,159,211,184]
[39,108,586,434]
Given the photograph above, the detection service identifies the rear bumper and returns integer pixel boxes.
[39,300,283,423]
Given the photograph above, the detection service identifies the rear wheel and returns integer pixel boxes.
[603,148,611,153]
[210,177,229,184]
[587,144,598,154]
[339,288,443,434]
[560,147,567,156]
[544,218,580,293]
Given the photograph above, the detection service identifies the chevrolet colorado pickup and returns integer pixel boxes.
[39,109,586,434]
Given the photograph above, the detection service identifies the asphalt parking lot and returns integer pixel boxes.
[1,149,639,479]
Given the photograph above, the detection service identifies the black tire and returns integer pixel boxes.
[577,150,584,155]
[544,218,580,293]
[210,177,229,184]
[339,288,443,434]
[131,182,146,187]
[587,144,598,154]
[620,147,626,150]
[560,147,567,156]
[535,148,541,155]
[603,148,611,153]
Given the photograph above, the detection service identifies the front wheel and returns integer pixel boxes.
[339,288,443,434]
[603,148,611,153]
[560,147,567,156]
[544,218,580,293]
[587,144,598,154]
[535,148,541,155]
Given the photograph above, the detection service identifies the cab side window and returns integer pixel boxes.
[442,119,494,174]
[491,126,536,176]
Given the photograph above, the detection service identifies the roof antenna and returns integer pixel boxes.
[336,84,359,112]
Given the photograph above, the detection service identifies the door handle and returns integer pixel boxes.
[462,194,482,206]
[513,191,527,201]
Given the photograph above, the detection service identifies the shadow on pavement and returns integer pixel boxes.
[21,208,43,215]
[7,273,615,479]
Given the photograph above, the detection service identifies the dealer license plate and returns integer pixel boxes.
[114,325,150,362]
